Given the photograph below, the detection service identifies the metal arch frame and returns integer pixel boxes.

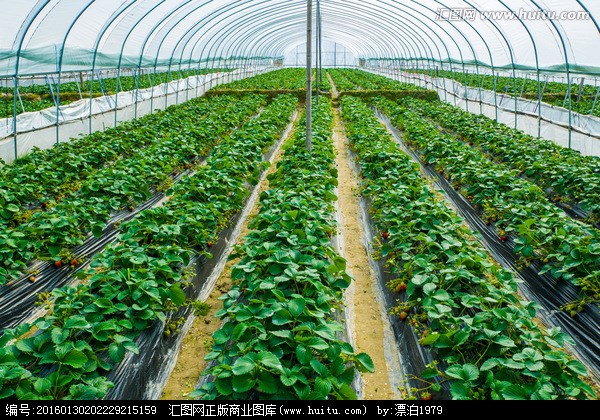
[129,0,200,113]
[365,0,474,105]
[423,0,499,115]
[10,0,51,160]
[223,15,395,70]
[529,0,573,148]
[112,0,169,126]
[183,0,446,79]
[459,0,518,123]
[55,1,96,145]
[364,0,468,105]
[197,1,423,75]
[177,0,390,70]
[89,0,139,133]
[497,0,542,137]
[211,14,391,74]
[4,0,600,151]
[384,0,485,111]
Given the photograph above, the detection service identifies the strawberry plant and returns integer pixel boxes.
[403,97,600,224]
[0,94,267,284]
[374,97,600,308]
[0,94,299,399]
[193,97,374,400]
[340,95,595,400]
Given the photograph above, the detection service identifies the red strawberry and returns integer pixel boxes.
[399,311,408,321]
[421,392,432,400]
[395,282,407,293]
[71,259,78,267]
[207,241,214,247]
[499,236,507,242]
[381,231,389,240]
[29,276,37,283]
[54,260,63,268]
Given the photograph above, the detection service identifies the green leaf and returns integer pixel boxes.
[480,358,500,371]
[502,359,525,370]
[94,298,113,309]
[232,324,248,341]
[257,372,278,394]
[232,374,256,393]
[62,350,88,369]
[15,340,34,353]
[421,333,440,345]
[310,360,329,376]
[33,378,52,394]
[355,352,375,373]
[296,345,312,364]
[122,341,139,354]
[307,337,329,351]
[168,284,187,306]
[215,378,233,396]
[337,383,357,400]
[314,376,332,397]
[421,367,440,379]
[213,329,230,345]
[6,204,19,213]
[280,371,298,387]
[232,355,256,376]
[64,315,89,329]
[273,309,292,325]
[51,328,68,345]
[271,330,292,339]
[445,364,479,381]
[108,343,126,363]
[48,245,62,257]
[450,382,471,400]
[502,384,528,400]
[566,360,587,376]
[258,351,283,372]
[494,335,516,348]
[289,298,306,317]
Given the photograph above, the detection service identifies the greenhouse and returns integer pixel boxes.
[0,0,598,403]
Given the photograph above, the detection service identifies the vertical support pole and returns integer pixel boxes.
[306,0,312,151]
[334,43,337,68]
[12,76,18,161]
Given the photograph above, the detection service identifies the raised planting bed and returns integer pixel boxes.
[193,97,374,400]
[339,95,596,400]
[374,97,600,311]
[0,95,298,400]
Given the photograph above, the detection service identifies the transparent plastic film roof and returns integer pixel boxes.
[0,0,599,77]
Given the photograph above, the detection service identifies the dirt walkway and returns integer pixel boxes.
[330,79,399,399]
[160,110,300,400]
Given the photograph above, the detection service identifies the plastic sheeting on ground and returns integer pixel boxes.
[0,67,272,164]
[368,69,600,157]
[376,110,600,385]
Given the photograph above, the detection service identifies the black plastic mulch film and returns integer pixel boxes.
[372,110,600,385]
[106,112,295,400]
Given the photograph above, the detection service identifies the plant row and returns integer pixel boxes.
[0,94,299,400]
[404,97,600,223]
[0,94,266,285]
[407,68,600,117]
[192,98,374,400]
[0,94,237,227]
[329,68,425,91]
[374,97,600,310]
[0,69,227,119]
[340,95,594,400]
[216,68,308,91]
